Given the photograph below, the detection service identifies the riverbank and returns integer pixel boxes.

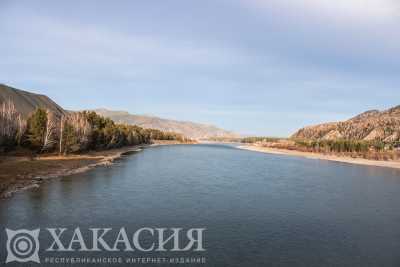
[238,145,400,170]
[0,145,148,198]
[0,140,195,199]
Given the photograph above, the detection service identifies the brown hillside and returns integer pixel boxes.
[94,109,239,140]
[292,106,400,142]
[0,84,66,118]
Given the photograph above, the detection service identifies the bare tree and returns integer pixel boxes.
[0,100,24,148]
[59,115,65,154]
[63,112,92,153]
[42,110,58,152]
[15,115,27,146]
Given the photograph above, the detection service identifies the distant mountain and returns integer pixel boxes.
[94,109,239,140]
[292,105,400,142]
[0,84,66,118]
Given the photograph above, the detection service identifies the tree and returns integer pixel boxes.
[59,116,65,154]
[25,108,48,150]
[42,110,58,152]
[0,100,25,150]
[61,113,92,153]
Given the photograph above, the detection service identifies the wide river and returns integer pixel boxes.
[1,144,400,266]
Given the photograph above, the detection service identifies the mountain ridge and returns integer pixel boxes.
[94,108,239,140]
[292,105,400,142]
[0,84,66,118]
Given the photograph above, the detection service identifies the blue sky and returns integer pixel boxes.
[1,0,399,136]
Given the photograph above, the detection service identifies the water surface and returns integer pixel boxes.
[1,144,400,266]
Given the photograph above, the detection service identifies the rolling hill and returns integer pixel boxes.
[94,109,239,140]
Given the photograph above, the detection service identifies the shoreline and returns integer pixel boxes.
[4,141,398,199]
[0,141,192,199]
[0,145,146,199]
[238,145,400,170]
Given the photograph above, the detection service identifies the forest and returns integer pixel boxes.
[0,101,189,154]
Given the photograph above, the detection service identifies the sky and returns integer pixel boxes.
[0,0,399,136]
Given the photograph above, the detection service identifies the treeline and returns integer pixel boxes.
[238,133,399,153]
[204,136,281,143]
[241,136,280,144]
[291,139,400,160]
[239,134,400,160]
[204,137,241,142]
[0,101,189,154]
[292,139,398,153]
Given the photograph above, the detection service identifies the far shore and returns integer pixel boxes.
[238,145,400,170]
[0,140,191,199]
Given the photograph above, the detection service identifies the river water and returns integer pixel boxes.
[1,144,400,266]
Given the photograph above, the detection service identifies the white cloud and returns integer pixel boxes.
[247,0,400,22]
[299,0,398,20]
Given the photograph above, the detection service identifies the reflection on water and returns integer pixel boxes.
[1,144,400,266]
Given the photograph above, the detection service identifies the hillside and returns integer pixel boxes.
[94,109,239,140]
[0,84,66,118]
[292,105,400,142]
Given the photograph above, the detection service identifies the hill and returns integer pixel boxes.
[0,84,66,118]
[292,105,400,142]
[94,109,239,140]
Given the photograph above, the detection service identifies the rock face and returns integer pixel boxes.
[292,106,400,142]
[94,109,239,140]
[0,84,66,118]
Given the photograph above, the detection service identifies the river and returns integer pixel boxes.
[1,144,400,266]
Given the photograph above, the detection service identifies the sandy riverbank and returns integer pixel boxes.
[238,145,400,170]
